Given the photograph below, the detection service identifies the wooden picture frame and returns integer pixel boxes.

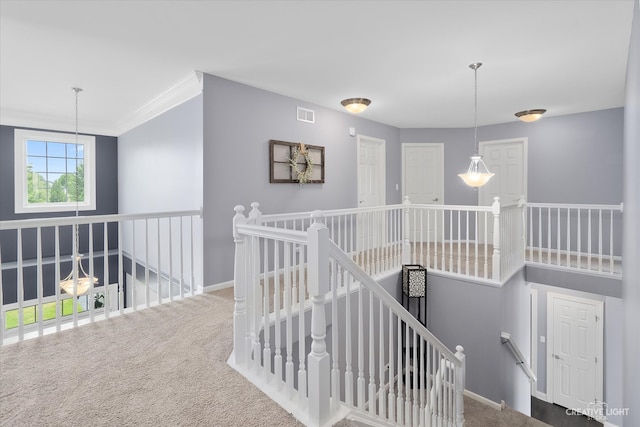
[269,140,325,184]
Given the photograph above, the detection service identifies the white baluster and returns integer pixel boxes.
[357,282,365,410]
[369,290,376,415]
[345,271,353,407]
[492,197,501,281]
[285,242,295,397]
[263,237,271,380]
[403,196,411,265]
[307,210,331,426]
[378,300,386,420]
[274,239,283,389]
[455,345,466,427]
[388,309,396,422]
[232,205,248,366]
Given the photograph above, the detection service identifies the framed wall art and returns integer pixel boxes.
[269,140,325,184]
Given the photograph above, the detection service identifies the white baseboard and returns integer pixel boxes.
[463,389,503,411]
[204,280,233,292]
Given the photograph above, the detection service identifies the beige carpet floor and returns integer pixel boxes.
[0,288,303,427]
[1,288,548,427]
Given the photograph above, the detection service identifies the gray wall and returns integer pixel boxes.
[400,108,624,206]
[623,0,640,424]
[500,270,531,415]
[118,95,203,214]
[426,275,503,402]
[202,73,401,286]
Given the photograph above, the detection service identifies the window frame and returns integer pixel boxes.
[14,129,96,214]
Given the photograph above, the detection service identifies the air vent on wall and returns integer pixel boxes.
[297,107,315,123]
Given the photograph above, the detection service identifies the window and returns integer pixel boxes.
[14,129,96,213]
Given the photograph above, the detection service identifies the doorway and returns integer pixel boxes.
[478,137,527,207]
[546,292,604,421]
[401,143,444,242]
[356,135,386,251]
[477,138,527,243]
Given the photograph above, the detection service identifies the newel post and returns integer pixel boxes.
[307,210,331,426]
[455,345,466,426]
[402,196,412,264]
[492,197,501,281]
[232,205,248,366]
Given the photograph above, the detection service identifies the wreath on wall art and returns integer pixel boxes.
[288,143,314,184]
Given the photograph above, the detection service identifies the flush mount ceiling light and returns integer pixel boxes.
[458,63,494,188]
[59,87,98,297]
[340,98,371,114]
[515,109,547,122]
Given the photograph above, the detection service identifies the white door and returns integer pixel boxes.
[357,136,386,251]
[357,136,385,208]
[548,293,603,417]
[402,143,444,242]
[478,138,527,207]
[478,138,527,243]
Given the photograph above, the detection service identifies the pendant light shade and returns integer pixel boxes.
[458,63,494,188]
[341,98,371,113]
[59,87,98,297]
[458,155,494,187]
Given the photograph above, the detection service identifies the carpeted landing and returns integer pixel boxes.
[0,288,548,427]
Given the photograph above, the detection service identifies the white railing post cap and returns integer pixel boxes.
[455,345,465,359]
[403,196,411,205]
[234,205,245,215]
[310,210,325,226]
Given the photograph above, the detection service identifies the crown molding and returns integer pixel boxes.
[0,71,203,137]
[114,70,203,136]
[0,108,116,136]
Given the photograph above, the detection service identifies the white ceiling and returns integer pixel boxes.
[0,0,634,136]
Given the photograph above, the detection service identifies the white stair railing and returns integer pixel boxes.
[0,209,202,345]
[525,202,623,275]
[230,203,466,427]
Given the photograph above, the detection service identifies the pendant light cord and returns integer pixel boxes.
[473,64,479,155]
[72,87,82,260]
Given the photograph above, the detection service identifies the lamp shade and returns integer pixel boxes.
[458,155,495,187]
[341,98,371,113]
[402,264,427,298]
[515,109,546,122]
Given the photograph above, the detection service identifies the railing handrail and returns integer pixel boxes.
[328,239,461,366]
[410,203,493,212]
[526,202,623,211]
[0,208,203,230]
[261,203,404,222]
[501,332,537,382]
[235,223,308,244]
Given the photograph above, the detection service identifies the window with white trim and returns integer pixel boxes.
[14,129,96,213]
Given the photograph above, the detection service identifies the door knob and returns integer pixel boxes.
[432,198,439,202]
[553,354,564,361]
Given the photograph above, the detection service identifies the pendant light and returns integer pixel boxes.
[458,63,494,188]
[59,87,98,297]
